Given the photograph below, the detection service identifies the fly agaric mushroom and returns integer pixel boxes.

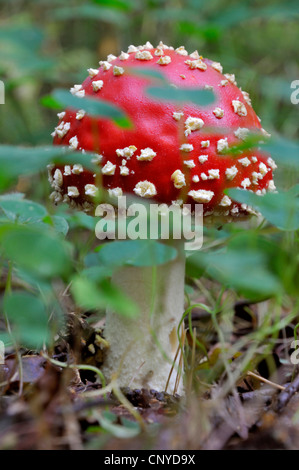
[49,41,276,395]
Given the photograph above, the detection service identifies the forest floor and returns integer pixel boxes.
[1,297,299,451]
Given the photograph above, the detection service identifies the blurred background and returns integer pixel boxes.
[1,0,299,146]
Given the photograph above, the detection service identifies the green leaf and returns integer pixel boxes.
[0,196,69,234]
[262,137,299,169]
[146,86,215,106]
[71,276,139,318]
[187,233,281,299]
[42,215,69,236]
[191,251,280,299]
[222,133,266,156]
[0,25,54,75]
[0,197,47,223]
[81,266,113,282]
[128,67,168,83]
[258,2,299,21]
[0,26,44,52]
[97,240,178,268]
[220,134,299,169]
[227,187,299,231]
[92,0,136,12]
[0,193,24,201]
[97,411,140,438]
[51,216,69,236]
[40,94,62,110]
[4,292,49,349]
[68,211,97,231]
[261,77,295,102]
[149,7,202,22]
[0,224,72,278]
[178,21,221,41]
[50,5,127,23]
[52,89,132,128]
[0,145,97,190]
[209,4,252,28]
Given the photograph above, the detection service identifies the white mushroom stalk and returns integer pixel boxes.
[102,242,186,395]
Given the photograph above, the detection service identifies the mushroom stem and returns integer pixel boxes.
[102,242,186,395]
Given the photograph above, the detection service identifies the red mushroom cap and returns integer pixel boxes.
[49,41,277,218]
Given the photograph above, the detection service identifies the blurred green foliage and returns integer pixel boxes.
[1,0,299,146]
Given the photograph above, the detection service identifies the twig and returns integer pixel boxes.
[4,262,23,397]
[174,328,186,395]
[273,373,299,412]
[187,327,197,393]
[128,361,145,389]
[41,353,106,389]
[62,282,72,297]
[164,341,181,394]
[247,371,286,391]
[111,379,146,431]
